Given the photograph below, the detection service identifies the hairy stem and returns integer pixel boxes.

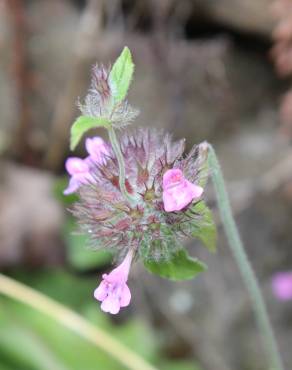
[207,144,284,370]
[108,126,137,205]
[0,273,158,370]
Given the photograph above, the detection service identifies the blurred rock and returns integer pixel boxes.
[0,162,64,267]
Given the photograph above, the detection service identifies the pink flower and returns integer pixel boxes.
[64,137,110,195]
[63,157,92,195]
[272,272,292,301]
[85,137,110,165]
[94,250,133,314]
[162,169,203,212]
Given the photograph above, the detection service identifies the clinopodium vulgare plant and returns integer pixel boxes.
[63,47,284,370]
[64,47,216,314]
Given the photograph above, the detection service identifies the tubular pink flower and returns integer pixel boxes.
[162,168,203,212]
[94,250,133,314]
[64,137,110,195]
[85,137,110,165]
[272,272,292,301]
[63,157,92,195]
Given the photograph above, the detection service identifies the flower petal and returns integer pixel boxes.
[187,181,204,199]
[101,296,121,314]
[120,284,131,307]
[63,176,80,195]
[163,168,183,189]
[94,281,108,301]
[65,157,89,175]
[86,137,109,164]
[162,169,204,212]
[106,251,133,283]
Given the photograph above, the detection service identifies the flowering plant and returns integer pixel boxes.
[0,46,282,370]
[65,47,216,315]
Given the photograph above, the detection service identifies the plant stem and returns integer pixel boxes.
[0,273,158,370]
[107,126,137,205]
[207,143,284,370]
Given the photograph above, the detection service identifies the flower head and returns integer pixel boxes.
[272,272,292,301]
[162,169,203,212]
[73,128,208,262]
[94,250,133,314]
[66,50,214,316]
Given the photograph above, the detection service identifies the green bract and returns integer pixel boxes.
[70,47,135,150]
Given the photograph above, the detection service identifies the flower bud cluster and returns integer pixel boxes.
[78,65,139,128]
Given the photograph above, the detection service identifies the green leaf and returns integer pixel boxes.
[70,116,109,150]
[144,249,207,281]
[189,201,217,253]
[109,46,134,103]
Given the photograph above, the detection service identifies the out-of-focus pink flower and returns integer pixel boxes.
[64,137,110,195]
[272,272,292,301]
[63,157,92,195]
[85,137,110,165]
[94,250,133,314]
[162,168,203,212]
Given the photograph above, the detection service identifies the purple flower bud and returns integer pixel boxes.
[162,169,203,212]
[64,137,110,195]
[64,157,92,195]
[272,272,292,301]
[94,250,133,314]
[85,137,110,165]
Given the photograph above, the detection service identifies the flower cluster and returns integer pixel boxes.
[68,129,209,313]
[73,129,207,260]
[65,49,212,314]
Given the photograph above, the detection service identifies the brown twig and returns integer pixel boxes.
[6,0,33,163]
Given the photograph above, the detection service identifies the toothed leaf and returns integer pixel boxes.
[70,116,109,150]
[144,249,207,281]
[109,47,134,103]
